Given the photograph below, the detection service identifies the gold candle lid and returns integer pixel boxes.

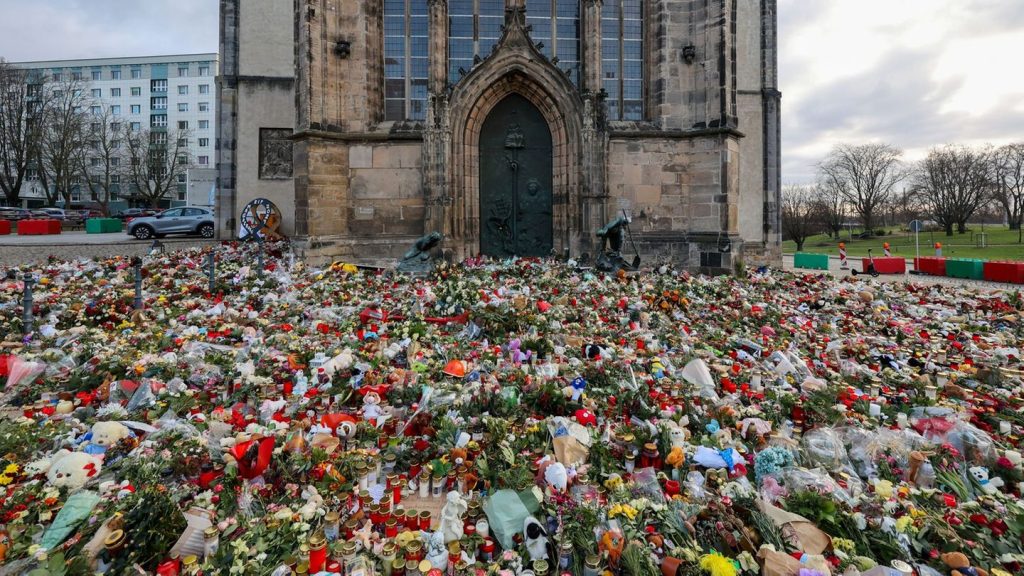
[309,532,327,550]
[324,510,340,523]
[104,529,125,549]
[392,558,406,570]
[418,559,433,572]
[182,554,198,566]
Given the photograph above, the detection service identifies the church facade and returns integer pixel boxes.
[218,0,781,272]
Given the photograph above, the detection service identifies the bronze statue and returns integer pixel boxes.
[596,215,638,272]
[397,231,444,273]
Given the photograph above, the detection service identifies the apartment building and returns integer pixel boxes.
[12,54,218,209]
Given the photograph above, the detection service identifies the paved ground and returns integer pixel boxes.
[781,254,1014,291]
[0,230,215,266]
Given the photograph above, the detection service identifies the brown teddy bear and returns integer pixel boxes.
[941,551,987,576]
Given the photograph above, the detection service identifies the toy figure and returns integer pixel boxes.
[940,551,988,576]
[524,516,553,561]
[599,527,625,567]
[439,491,468,543]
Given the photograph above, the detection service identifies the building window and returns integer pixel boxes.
[198,120,209,130]
[111,122,121,132]
[131,68,142,79]
[602,0,644,121]
[151,114,167,128]
[130,122,141,132]
[199,66,210,76]
[198,102,209,112]
[151,79,167,92]
[131,87,141,96]
[178,103,189,112]
[52,72,62,82]
[111,88,121,97]
[91,70,101,81]
[178,85,188,95]
[71,71,82,81]
[522,0,582,86]
[91,88,102,98]
[151,97,167,110]
[178,66,189,77]
[199,84,210,94]
[111,105,121,116]
[448,0,507,85]
[178,121,189,130]
[131,104,141,114]
[111,157,120,167]
[151,132,167,145]
[111,69,121,80]
[90,122,101,133]
[178,138,188,147]
[90,106,101,115]
[384,0,429,121]
[178,155,189,165]
[198,156,209,165]
[199,138,209,147]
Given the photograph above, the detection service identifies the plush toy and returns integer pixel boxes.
[46,450,101,491]
[524,516,553,561]
[968,466,1004,495]
[599,528,626,567]
[362,391,384,423]
[940,551,988,576]
[81,421,131,455]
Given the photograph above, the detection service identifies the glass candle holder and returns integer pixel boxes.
[323,511,340,542]
[202,526,219,559]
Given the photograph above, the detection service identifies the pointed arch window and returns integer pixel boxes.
[384,0,429,121]
[602,0,644,121]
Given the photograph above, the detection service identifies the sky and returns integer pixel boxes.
[1,0,1023,184]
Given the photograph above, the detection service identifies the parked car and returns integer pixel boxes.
[32,207,66,220]
[116,208,156,221]
[0,207,33,221]
[126,207,215,240]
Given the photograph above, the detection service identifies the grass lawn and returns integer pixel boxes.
[784,226,1024,261]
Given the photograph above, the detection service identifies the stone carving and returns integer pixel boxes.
[259,128,293,180]
[504,123,525,149]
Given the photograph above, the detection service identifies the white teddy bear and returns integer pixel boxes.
[43,450,102,491]
[82,421,131,455]
[969,466,1005,495]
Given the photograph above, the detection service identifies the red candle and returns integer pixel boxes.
[309,534,327,573]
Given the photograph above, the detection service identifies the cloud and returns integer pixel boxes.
[779,0,1024,184]
[0,0,217,62]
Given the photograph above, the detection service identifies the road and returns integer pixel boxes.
[0,230,216,266]
[782,254,1013,291]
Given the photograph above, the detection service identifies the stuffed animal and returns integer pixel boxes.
[968,466,1004,495]
[362,391,384,423]
[81,421,131,455]
[46,450,101,491]
[599,528,626,567]
[524,516,553,561]
[940,551,988,576]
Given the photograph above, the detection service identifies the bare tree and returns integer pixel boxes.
[124,126,192,208]
[993,143,1024,241]
[911,145,992,236]
[36,78,90,206]
[781,184,820,252]
[813,180,845,238]
[78,105,126,216]
[0,60,48,206]
[818,143,907,234]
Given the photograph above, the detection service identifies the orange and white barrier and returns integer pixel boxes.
[839,243,848,269]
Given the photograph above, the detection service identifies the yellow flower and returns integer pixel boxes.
[832,537,855,553]
[4,463,18,474]
[895,516,914,533]
[0,475,12,486]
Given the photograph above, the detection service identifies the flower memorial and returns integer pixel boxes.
[0,242,1023,576]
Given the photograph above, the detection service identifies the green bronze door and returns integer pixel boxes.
[479,94,553,257]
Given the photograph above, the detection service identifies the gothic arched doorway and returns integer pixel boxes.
[478,94,553,257]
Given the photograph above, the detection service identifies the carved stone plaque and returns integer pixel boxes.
[259,128,294,180]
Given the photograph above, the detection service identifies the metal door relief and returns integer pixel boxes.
[479,94,553,257]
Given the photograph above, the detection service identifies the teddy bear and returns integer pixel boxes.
[42,450,102,491]
[941,551,987,576]
[968,466,1005,495]
[362,391,385,424]
[80,421,131,455]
